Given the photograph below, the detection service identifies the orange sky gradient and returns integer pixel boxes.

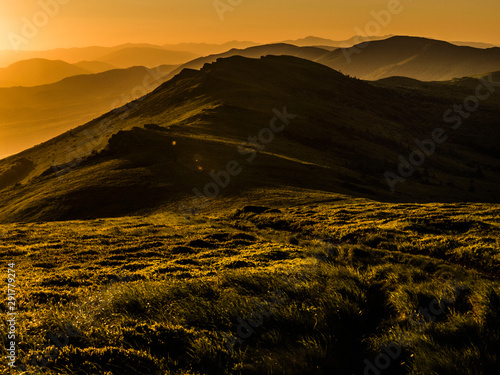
[0,0,499,51]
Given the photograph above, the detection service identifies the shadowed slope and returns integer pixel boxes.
[161,43,331,81]
[159,37,500,86]
[0,55,499,222]
[317,36,500,81]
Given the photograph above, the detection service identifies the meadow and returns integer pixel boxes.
[1,190,499,374]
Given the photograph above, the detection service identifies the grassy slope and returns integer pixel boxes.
[0,191,499,374]
[0,55,499,375]
[1,56,499,223]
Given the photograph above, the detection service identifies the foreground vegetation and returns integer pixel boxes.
[1,193,499,374]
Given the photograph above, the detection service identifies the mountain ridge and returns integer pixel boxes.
[1,55,499,223]
[317,36,500,81]
[157,37,500,86]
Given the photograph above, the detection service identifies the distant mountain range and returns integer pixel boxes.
[97,47,198,68]
[0,64,178,158]
[281,35,393,47]
[162,44,332,79]
[2,35,500,159]
[315,36,500,81]
[2,36,495,69]
[159,36,500,83]
[0,44,199,71]
[72,60,117,74]
[0,55,498,222]
[0,59,91,87]
[0,58,120,87]
[161,41,258,56]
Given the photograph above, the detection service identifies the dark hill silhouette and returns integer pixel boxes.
[451,41,498,49]
[159,37,500,85]
[281,35,392,47]
[160,43,331,82]
[0,55,499,222]
[317,36,500,81]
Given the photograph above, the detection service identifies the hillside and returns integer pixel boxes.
[317,36,500,81]
[0,64,178,158]
[160,37,500,85]
[0,55,499,223]
[1,194,499,374]
[0,59,90,87]
[160,43,331,81]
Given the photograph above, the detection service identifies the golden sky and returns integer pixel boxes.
[0,0,499,50]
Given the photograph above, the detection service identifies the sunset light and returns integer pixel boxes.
[1,1,499,374]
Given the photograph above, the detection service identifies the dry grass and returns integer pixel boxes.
[0,196,499,374]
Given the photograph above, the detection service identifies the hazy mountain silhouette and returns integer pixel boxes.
[0,46,110,67]
[0,59,91,87]
[162,41,258,55]
[0,44,199,69]
[0,65,178,158]
[2,36,497,71]
[73,60,118,73]
[160,37,500,85]
[160,43,331,82]
[317,36,500,81]
[98,47,199,68]
[0,55,499,223]
[282,35,393,47]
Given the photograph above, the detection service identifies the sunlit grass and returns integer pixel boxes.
[0,197,499,374]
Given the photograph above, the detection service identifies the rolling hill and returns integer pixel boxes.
[0,59,91,87]
[159,43,332,82]
[0,58,120,88]
[0,55,499,223]
[73,60,118,73]
[162,41,258,55]
[0,43,196,68]
[281,35,393,47]
[97,47,199,68]
[158,37,500,86]
[0,64,178,158]
[316,36,500,81]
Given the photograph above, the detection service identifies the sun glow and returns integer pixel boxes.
[0,0,499,51]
